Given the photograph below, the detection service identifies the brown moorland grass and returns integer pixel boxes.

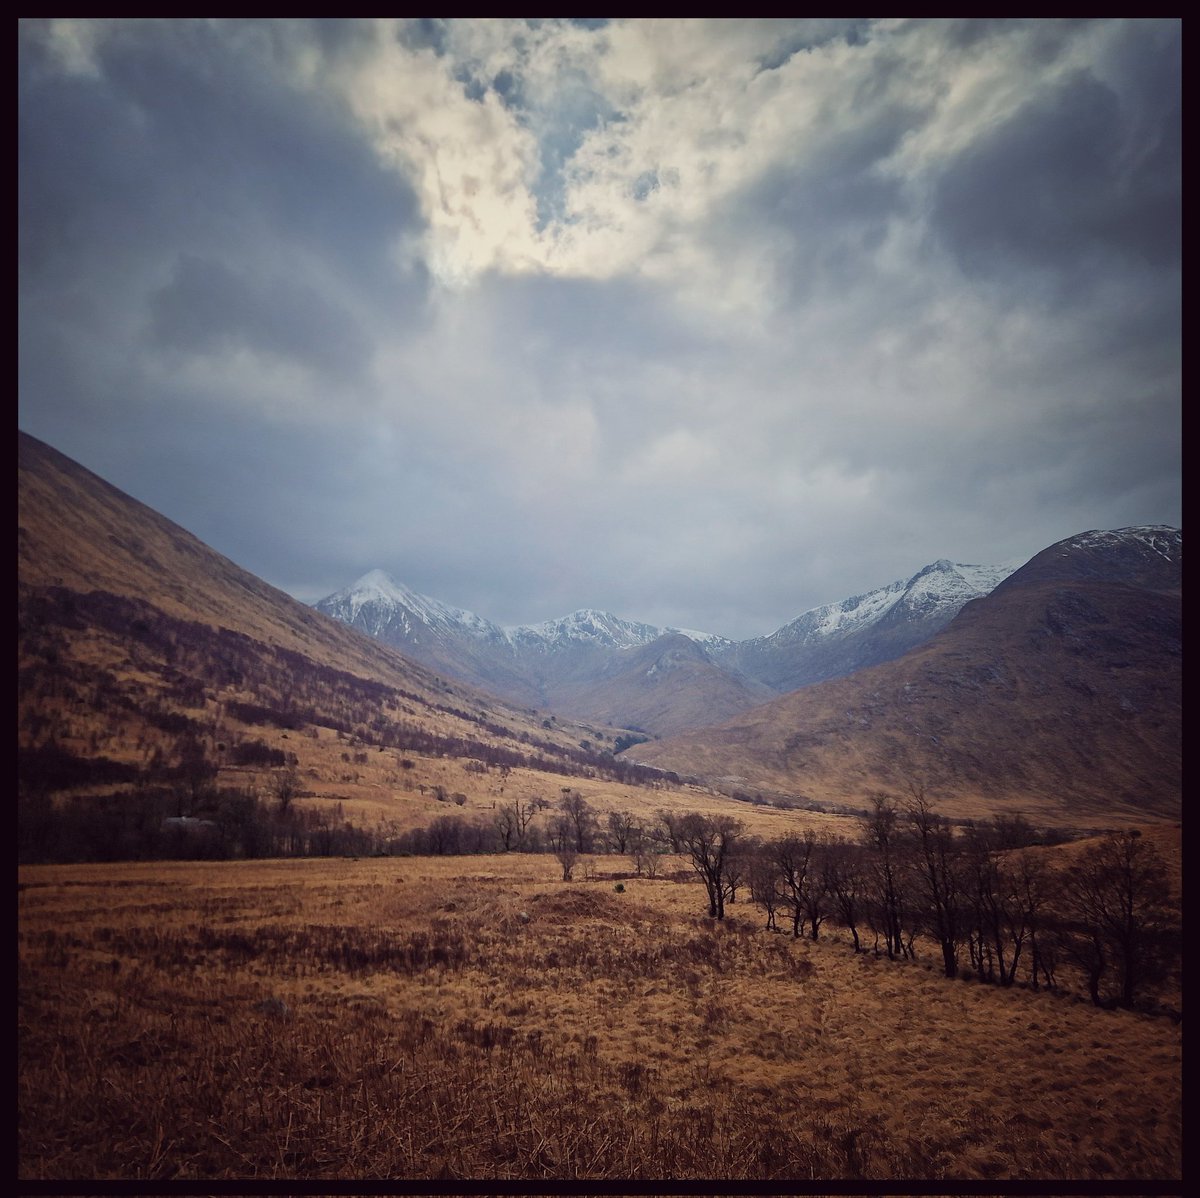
[18,855,1181,1182]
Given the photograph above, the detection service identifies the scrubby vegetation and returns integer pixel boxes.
[18,855,1181,1181]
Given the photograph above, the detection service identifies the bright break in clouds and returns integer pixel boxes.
[18,18,1180,639]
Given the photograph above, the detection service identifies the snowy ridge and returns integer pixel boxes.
[315,528,1176,665]
[506,609,733,652]
[318,574,728,652]
[1068,526,1181,561]
[506,609,665,651]
[757,558,1023,651]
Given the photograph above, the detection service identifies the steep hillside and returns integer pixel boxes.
[17,432,678,846]
[631,529,1181,826]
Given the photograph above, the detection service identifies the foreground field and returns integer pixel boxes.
[18,855,1182,1181]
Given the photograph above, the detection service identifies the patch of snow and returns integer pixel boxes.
[1070,526,1181,561]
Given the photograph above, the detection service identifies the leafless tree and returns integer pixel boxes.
[961,824,1054,986]
[655,810,686,855]
[631,824,659,878]
[494,795,535,851]
[676,812,743,919]
[272,766,300,816]
[774,833,816,939]
[607,810,637,854]
[861,793,913,960]
[745,839,783,931]
[823,837,866,952]
[548,815,579,881]
[559,789,596,854]
[905,784,963,978]
[1058,831,1178,1008]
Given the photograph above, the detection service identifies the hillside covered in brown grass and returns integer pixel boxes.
[632,534,1181,828]
[20,431,739,856]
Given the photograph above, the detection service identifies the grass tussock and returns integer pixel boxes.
[19,856,1181,1182]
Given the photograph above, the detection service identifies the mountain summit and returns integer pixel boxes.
[714,557,1022,692]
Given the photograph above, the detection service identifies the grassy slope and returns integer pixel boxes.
[633,579,1181,828]
[19,851,1181,1182]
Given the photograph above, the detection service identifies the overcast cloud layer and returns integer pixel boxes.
[19,18,1181,639]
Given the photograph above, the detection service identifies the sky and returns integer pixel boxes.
[18,18,1181,640]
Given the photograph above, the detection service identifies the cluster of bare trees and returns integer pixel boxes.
[664,792,1178,1012]
[489,790,663,880]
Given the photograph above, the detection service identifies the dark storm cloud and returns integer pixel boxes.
[19,18,427,348]
[743,113,911,303]
[932,47,1181,283]
[18,17,433,611]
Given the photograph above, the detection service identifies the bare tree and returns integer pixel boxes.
[559,790,596,854]
[774,833,817,939]
[676,812,743,919]
[1059,831,1177,1008]
[548,815,580,882]
[607,810,637,855]
[823,837,866,952]
[861,793,911,960]
[272,766,301,816]
[961,824,1054,987]
[1012,848,1057,991]
[905,785,963,978]
[494,795,535,851]
[655,810,686,855]
[746,839,783,931]
[495,804,519,851]
[631,824,659,878]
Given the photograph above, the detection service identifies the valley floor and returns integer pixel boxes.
[18,854,1182,1182]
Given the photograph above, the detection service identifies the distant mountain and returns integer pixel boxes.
[631,527,1182,825]
[544,633,778,739]
[315,571,739,726]
[315,558,1019,735]
[714,558,1021,692]
[315,570,540,704]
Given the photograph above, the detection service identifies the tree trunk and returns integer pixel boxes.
[941,940,957,979]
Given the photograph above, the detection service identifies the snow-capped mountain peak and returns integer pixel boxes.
[1068,526,1181,561]
[758,557,1023,651]
[319,577,727,654]
[316,570,504,644]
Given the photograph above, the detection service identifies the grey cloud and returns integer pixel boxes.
[149,254,372,379]
[398,18,451,57]
[932,63,1180,283]
[19,20,427,307]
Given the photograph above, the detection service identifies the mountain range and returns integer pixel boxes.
[315,558,1022,735]
[18,429,1182,827]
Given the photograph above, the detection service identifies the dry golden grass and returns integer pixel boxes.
[19,855,1181,1182]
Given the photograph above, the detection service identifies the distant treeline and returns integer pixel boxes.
[19,785,379,864]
